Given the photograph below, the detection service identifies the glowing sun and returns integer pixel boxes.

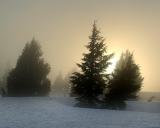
[107,56,119,73]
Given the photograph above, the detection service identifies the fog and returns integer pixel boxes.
[0,0,160,91]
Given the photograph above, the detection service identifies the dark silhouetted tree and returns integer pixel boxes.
[106,50,144,100]
[7,39,51,96]
[70,22,113,101]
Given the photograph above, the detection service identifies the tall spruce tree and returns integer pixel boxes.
[106,50,143,100]
[7,39,51,96]
[70,22,113,101]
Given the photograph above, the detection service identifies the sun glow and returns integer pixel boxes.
[107,56,119,74]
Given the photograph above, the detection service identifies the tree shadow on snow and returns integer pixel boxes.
[74,98,126,110]
[102,100,127,110]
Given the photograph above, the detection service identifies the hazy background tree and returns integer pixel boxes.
[106,50,144,100]
[70,22,113,101]
[52,72,68,96]
[7,39,51,96]
[63,67,78,97]
[0,63,11,96]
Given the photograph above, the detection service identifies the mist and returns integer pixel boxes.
[0,0,160,92]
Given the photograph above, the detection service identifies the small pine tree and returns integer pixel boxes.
[106,50,144,100]
[70,22,113,101]
[65,68,78,96]
[0,65,11,96]
[52,73,67,96]
[7,39,51,96]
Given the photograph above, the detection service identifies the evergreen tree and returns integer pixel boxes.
[0,65,11,96]
[65,68,78,96]
[7,39,51,96]
[106,50,143,100]
[70,22,113,101]
[52,72,67,96]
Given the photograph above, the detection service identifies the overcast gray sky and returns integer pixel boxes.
[0,0,160,91]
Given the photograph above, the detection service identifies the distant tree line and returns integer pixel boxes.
[0,22,143,105]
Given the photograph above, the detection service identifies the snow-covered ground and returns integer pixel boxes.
[0,96,159,128]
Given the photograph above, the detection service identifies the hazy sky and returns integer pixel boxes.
[0,0,160,91]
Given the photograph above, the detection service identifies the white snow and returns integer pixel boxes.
[0,96,159,128]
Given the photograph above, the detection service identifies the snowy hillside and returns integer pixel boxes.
[0,97,159,128]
